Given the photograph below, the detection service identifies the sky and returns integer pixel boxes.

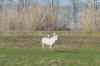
[4,0,93,5]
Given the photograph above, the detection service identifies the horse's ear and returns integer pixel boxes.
[48,35,49,38]
[53,32,56,35]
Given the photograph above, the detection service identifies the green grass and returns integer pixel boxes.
[0,32,100,66]
[0,48,100,66]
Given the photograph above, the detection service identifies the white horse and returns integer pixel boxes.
[41,33,58,51]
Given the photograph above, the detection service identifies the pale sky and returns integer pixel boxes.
[4,0,94,5]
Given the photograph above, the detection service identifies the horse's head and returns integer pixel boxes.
[53,32,58,40]
[55,35,58,41]
[54,35,58,41]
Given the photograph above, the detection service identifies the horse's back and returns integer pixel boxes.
[41,37,50,45]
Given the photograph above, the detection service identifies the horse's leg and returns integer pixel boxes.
[51,46,54,51]
[49,45,50,52]
[49,45,52,51]
[42,43,45,51]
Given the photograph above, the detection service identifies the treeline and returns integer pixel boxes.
[0,0,100,31]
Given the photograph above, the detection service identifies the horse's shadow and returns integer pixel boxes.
[56,50,68,53]
[55,50,79,54]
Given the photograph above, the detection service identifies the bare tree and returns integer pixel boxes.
[0,0,99,31]
[41,0,60,30]
[16,0,31,30]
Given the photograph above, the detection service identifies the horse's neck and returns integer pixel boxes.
[49,36,55,41]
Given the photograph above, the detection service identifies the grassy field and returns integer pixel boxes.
[0,48,100,66]
[0,32,100,66]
